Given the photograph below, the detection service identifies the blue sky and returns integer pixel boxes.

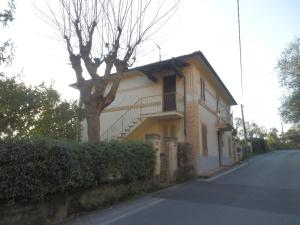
[2,0,300,131]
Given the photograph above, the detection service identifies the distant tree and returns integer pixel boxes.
[0,0,15,65]
[28,87,84,140]
[284,126,300,149]
[234,117,267,141]
[0,0,15,25]
[277,37,300,125]
[0,75,40,138]
[40,0,180,142]
[249,122,267,139]
[266,128,283,150]
[251,138,268,152]
[0,75,83,140]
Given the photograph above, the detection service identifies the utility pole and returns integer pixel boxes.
[281,122,285,144]
[241,104,251,152]
[237,0,250,152]
[241,104,247,141]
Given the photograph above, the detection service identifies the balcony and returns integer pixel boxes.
[215,105,233,131]
[140,92,184,120]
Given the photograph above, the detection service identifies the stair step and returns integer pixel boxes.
[133,118,142,123]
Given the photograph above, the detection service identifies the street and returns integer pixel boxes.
[63,150,300,225]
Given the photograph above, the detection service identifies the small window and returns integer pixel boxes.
[201,124,208,156]
[216,96,220,112]
[200,78,206,101]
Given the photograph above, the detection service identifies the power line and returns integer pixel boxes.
[237,0,244,101]
[243,107,276,120]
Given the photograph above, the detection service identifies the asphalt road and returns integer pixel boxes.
[63,150,300,225]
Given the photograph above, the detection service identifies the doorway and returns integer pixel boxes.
[163,75,176,111]
[217,131,223,166]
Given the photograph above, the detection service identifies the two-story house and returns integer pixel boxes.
[80,51,238,178]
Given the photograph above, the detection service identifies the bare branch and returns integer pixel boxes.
[39,0,181,141]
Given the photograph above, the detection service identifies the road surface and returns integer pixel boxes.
[63,150,300,225]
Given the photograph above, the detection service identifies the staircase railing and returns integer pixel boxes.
[100,98,142,141]
[100,92,184,141]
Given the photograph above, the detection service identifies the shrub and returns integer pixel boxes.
[176,166,195,183]
[79,180,157,210]
[176,143,195,183]
[252,138,269,152]
[0,138,155,203]
[177,142,193,167]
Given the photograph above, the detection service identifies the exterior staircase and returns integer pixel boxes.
[100,98,145,141]
[100,92,184,141]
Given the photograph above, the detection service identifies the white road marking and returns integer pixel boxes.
[202,162,248,182]
[97,198,165,225]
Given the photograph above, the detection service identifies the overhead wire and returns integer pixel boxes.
[237,0,244,101]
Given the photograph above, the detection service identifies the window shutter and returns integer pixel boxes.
[201,124,208,156]
[200,79,206,101]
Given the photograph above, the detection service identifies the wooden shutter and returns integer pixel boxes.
[200,78,206,101]
[216,96,220,112]
[201,124,208,156]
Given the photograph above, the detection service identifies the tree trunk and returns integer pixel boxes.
[86,104,101,142]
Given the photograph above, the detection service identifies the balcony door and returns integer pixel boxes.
[163,75,176,111]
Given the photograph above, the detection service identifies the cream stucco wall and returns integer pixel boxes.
[190,62,234,174]
[81,72,163,141]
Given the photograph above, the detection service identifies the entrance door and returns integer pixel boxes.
[217,131,223,166]
[163,76,176,111]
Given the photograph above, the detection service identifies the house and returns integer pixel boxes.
[81,51,238,178]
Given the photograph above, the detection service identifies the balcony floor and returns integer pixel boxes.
[142,111,184,120]
[215,122,233,131]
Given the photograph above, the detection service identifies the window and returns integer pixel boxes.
[216,96,220,112]
[201,124,208,156]
[200,78,206,101]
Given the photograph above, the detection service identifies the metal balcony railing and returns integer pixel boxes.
[217,103,232,126]
[140,92,184,116]
[100,92,184,141]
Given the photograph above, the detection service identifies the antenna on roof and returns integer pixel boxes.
[155,43,161,61]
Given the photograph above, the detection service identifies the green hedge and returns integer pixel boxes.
[252,138,269,152]
[0,138,155,203]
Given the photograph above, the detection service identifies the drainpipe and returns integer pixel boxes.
[183,75,187,141]
[217,130,222,167]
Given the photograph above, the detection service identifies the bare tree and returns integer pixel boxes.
[39,0,179,142]
[0,0,15,66]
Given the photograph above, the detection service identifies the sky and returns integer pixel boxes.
[1,0,300,131]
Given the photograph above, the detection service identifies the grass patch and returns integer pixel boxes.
[242,150,268,160]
